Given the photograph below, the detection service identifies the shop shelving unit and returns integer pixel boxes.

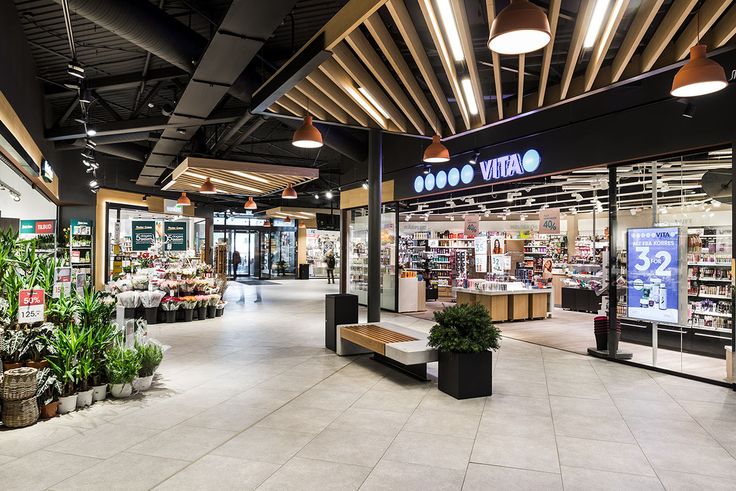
[69,219,94,290]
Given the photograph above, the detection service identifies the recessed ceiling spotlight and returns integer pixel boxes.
[325,191,334,199]
[484,210,490,217]
[176,128,186,135]
[449,215,455,221]
[147,102,155,108]
[423,165,432,175]
[362,181,369,190]
[405,214,412,222]
[86,128,97,137]
[314,194,319,200]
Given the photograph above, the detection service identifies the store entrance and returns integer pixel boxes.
[231,230,258,278]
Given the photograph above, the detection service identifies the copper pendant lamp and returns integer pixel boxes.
[423,134,450,163]
[199,177,216,194]
[671,44,728,97]
[244,196,257,210]
[488,0,551,55]
[292,115,323,148]
[282,183,298,199]
[176,192,191,206]
[283,216,291,224]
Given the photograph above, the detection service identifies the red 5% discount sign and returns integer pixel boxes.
[18,288,45,324]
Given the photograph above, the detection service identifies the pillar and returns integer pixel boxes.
[607,165,619,356]
[367,129,382,322]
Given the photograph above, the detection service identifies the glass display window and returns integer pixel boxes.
[307,229,340,278]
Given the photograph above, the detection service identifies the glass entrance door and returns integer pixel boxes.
[233,231,258,277]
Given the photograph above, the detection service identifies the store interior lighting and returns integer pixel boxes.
[357,87,391,120]
[584,0,611,49]
[325,190,334,200]
[346,86,386,127]
[461,78,479,116]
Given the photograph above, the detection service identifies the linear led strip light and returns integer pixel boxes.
[345,86,387,128]
[186,171,263,194]
[584,0,612,49]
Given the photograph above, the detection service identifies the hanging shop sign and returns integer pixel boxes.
[538,208,561,234]
[18,288,45,324]
[41,159,54,183]
[626,227,687,324]
[464,215,480,237]
[491,254,505,274]
[53,266,72,298]
[19,219,55,236]
[474,236,487,255]
[164,222,187,251]
[71,219,92,235]
[131,220,156,251]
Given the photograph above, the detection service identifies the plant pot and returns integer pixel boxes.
[133,375,153,391]
[2,361,23,371]
[207,305,216,318]
[182,308,194,322]
[76,389,94,408]
[145,307,159,325]
[197,306,207,320]
[438,350,492,400]
[58,394,78,414]
[165,310,177,323]
[216,308,224,317]
[40,401,59,419]
[25,360,49,370]
[110,383,132,398]
[92,384,107,401]
[124,307,136,319]
[176,309,184,321]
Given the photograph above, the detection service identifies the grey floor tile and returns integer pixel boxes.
[127,424,235,461]
[625,416,720,447]
[638,438,736,479]
[556,436,656,476]
[471,432,560,473]
[404,408,481,439]
[0,450,100,491]
[657,469,735,490]
[463,463,562,491]
[181,402,271,432]
[614,397,694,422]
[255,404,342,434]
[258,456,371,491]
[383,430,474,471]
[212,426,314,464]
[154,455,279,490]
[478,412,555,438]
[297,427,394,467]
[560,466,663,491]
[46,423,161,459]
[360,460,464,491]
[290,388,363,411]
[482,393,552,417]
[354,389,425,414]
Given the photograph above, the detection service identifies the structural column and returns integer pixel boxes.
[367,129,382,322]
[607,165,619,356]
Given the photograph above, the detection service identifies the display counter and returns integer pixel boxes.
[398,277,426,313]
[454,288,552,322]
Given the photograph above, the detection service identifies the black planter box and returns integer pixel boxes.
[207,305,216,318]
[197,306,207,320]
[438,350,492,399]
[182,309,194,322]
[165,311,176,323]
[145,307,158,325]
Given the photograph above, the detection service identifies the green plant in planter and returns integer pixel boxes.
[46,290,81,326]
[136,342,163,377]
[105,347,141,385]
[428,303,501,353]
[36,366,62,406]
[27,323,55,362]
[2,328,30,363]
[88,323,120,385]
[44,324,84,397]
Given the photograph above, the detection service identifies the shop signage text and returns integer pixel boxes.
[131,221,156,251]
[19,219,55,236]
[18,288,45,324]
[413,149,541,195]
[164,222,187,251]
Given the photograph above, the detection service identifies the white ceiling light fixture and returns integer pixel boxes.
[229,171,270,184]
[461,78,479,115]
[325,190,334,200]
[436,0,464,62]
[346,86,386,127]
[86,128,97,137]
[584,0,611,49]
[357,87,391,120]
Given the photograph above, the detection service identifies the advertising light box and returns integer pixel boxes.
[626,227,686,325]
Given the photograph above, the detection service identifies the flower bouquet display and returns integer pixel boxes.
[216,300,227,317]
[195,295,209,321]
[179,278,196,294]
[207,294,220,318]
[117,291,140,319]
[160,297,180,323]
[178,296,197,322]
[131,275,149,291]
[158,279,179,295]
[140,291,165,325]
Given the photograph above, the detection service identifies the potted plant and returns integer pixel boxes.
[1,328,29,370]
[89,322,117,402]
[117,291,140,319]
[215,300,226,317]
[44,325,82,413]
[427,303,501,399]
[105,346,141,398]
[195,295,208,321]
[26,323,54,369]
[76,340,94,408]
[160,297,180,323]
[133,342,163,391]
[140,291,164,325]
[36,367,61,418]
[207,294,219,318]
[179,296,197,322]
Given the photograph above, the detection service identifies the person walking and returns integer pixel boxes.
[326,250,336,284]
[231,250,241,279]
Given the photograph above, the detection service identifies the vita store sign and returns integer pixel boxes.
[413,149,542,195]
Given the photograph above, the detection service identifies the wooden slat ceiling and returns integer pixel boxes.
[164,157,319,197]
[265,0,736,137]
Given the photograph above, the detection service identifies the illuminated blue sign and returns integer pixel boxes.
[413,149,541,194]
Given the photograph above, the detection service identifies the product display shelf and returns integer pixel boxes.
[69,219,94,288]
[686,226,733,331]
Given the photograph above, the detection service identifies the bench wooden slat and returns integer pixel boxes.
[340,325,418,355]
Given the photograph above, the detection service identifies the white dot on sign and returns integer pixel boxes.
[436,170,447,189]
[460,164,474,184]
[414,175,424,193]
[522,149,541,173]
[448,168,460,186]
[425,173,435,191]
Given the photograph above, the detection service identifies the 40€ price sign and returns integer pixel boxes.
[18,288,45,324]
[626,227,681,324]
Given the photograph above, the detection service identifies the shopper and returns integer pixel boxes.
[326,250,336,284]
[231,250,241,278]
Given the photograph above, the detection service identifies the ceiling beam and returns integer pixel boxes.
[640,0,699,73]
[275,98,303,117]
[92,91,123,121]
[584,0,630,92]
[386,0,457,134]
[44,67,188,100]
[364,13,440,134]
[306,69,371,127]
[706,3,736,47]
[560,0,596,100]
[517,54,525,115]
[319,58,387,129]
[417,0,471,130]
[485,0,504,119]
[250,0,388,113]
[452,0,486,125]
[610,0,664,83]
[671,0,733,62]
[284,87,329,121]
[295,80,351,125]
[332,43,409,132]
[346,29,426,134]
[537,0,561,108]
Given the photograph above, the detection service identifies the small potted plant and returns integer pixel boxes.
[216,300,226,317]
[195,295,209,321]
[90,323,117,402]
[26,323,54,369]
[75,347,94,408]
[36,367,62,418]
[160,297,180,323]
[105,346,141,398]
[140,291,164,325]
[133,342,163,391]
[179,296,197,322]
[428,303,501,399]
[207,294,220,318]
[117,291,140,319]
[44,327,80,414]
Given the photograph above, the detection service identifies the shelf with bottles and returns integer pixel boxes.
[690,298,732,319]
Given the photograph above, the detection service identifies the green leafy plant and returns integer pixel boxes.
[46,290,81,326]
[88,322,120,385]
[428,304,501,353]
[136,342,163,377]
[27,323,55,362]
[2,328,30,362]
[44,324,85,396]
[105,346,141,385]
[36,366,62,405]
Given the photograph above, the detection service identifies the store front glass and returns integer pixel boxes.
[306,228,340,278]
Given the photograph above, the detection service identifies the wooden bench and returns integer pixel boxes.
[337,322,438,379]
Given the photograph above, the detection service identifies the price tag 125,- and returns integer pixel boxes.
[18,288,45,324]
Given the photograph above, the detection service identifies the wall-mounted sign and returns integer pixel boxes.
[53,267,72,298]
[19,219,55,236]
[412,149,541,195]
[539,208,561,234]
[18,288,45,324]
[131,220,156,251]
[164,222,187,251]
[626,227,686,324]
[464,215,480,237]
[41,159,54,183]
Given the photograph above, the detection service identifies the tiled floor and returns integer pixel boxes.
[2,280,736,490]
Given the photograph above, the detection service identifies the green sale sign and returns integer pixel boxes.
[164,222,187,251]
